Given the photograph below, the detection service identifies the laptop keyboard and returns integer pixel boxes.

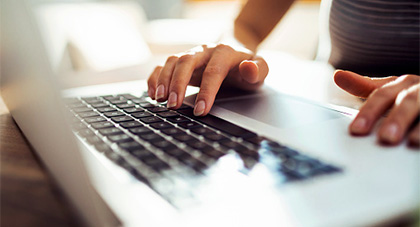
[66,93,341,201]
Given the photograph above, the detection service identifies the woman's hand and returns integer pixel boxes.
[147,44,269,116]
[334,70,419,147]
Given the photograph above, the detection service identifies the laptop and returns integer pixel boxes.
[1,0,419,226]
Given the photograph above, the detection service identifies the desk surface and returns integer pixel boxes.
[0,96,81,226]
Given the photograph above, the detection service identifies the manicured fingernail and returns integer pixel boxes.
[155,84,165,100]
[194,100,205,116]
[351,117,367,134]
[167,92,177,108]
[382,123,399,143]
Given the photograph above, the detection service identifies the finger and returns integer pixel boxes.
[236,56,269,89]
[350,75,420,135]
[408,123,420,148]
[155,56,179,101]
[167,48,210,109]
[147,66,162,99]
[334,70,398,98]
[194,45,249,116]
[377,84,420,145]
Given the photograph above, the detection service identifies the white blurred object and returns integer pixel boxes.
[35,1,151,72]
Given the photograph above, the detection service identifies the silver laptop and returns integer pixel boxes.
[1,0,419,226]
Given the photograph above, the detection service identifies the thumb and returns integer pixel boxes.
[239,56,269,84]
[333,70,398,98]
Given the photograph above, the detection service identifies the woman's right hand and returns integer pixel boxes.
[147,43,269,116]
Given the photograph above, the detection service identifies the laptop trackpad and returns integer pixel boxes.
[215,94,344,129]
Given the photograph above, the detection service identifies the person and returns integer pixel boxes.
[147,0,419,147]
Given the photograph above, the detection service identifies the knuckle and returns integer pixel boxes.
[166,55,179,63]
[215,43,233,52]
[177,54,194,64]
[404,89,419,101]
[204,65,223,75]
[371,87,393,99]
[401,74,420,84]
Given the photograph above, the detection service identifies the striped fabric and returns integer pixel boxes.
[328,0,420,76]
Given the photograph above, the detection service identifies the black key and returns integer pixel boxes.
[203,132,228,142]
[90,121,114,129]
[219,140,248,152]
[150,122,173,130]
[151,140,177,151]
[94,143,112,153]
[186,141,213,152]
[149,106,168,113]
[161,128,183,135]
[129,127,153,135]
[111,116,133,123]
[86,135,103,144]
[118,141,144,151]
[78,129,95,138]
[120,121,143,128]
[143,156,170,171]
[117,103,136,109]
[139,103,156,108]
[190,127,214,135]
[130,98,148,104]
[104,111,125,117]
[177,108,257,138]
[202,149,225,159]
[97,107,116,113]
[245,136,266,146]
[109,99,128,105]
[140,116,163,124]
[130,149,155,160]
[157,111,180,118]
[178,104,191,110]
[91,102,108,108]
[124,107,144,114]
[131,112,153,118]
[173,133,198,143]
[73,107,92,113]
[138,133,163,142]
[179,155,207,172]
[78,111,99,118]
[164,148,188,158]
[99,128,123,136]
[102,95,121,101]
[107,134,133,143]
[85,116,106,123]
[118,94,138,100]
[178,121,201,129]
[167,116,190,123]
[104,150,122,163]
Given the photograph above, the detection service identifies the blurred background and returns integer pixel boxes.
[31,0,321,87]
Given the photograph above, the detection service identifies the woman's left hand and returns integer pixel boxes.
[334,70,419,147]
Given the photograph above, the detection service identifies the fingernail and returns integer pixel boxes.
[155,84,165,100]
[382,123,399,143]
[194,100,205,116]
[167,92,177,108]
[351,117,367,134]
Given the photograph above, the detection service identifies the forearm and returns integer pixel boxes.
[233,0,296,52]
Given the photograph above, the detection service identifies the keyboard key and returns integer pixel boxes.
[178,121,201,129]
[118,141,144,151]
[91,102,108,108]
[157,111,180,118]
[161,128,183,135]
[68,102,86,109]
[109,99,128,105]
[138,133,163,142]
[131,112,153,118]
[149,106,168,113]
[120,121,143,128]
[107,134,133,143]
[202,149,225,159]
[73,107,92,113]
[78,111,99,118]
[117,103,136,109]
[78,129,95,138]
[142,156,170,171]
[150,122,173,130]
[90,121,114,129]
[203,132,228,142]
[151,140,177,151]
[94,144,112,153]
[129,127,153,135]
[99,128,123,136]
[140,116,163,124]
[178,108,257,138]
[186,141,213,152]
[85,116,106,123]
[164,148,188,158]
[179,155,207,172]
[173,133,198,143]
[104,111,125,117]
[97,107,116,113]
[86,135,103,144]
[190,127,214,135]
[167,116,190,123]
[104,150,122,163]
[111,116,133,123]
[124,107,144,114]
[130,149,155,160]
[139,103,156,108]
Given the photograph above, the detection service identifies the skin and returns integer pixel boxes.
[147,0,419,147]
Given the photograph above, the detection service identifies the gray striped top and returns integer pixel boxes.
[328,0,419,76]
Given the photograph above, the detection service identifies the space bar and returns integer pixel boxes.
[177,108,257,138]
